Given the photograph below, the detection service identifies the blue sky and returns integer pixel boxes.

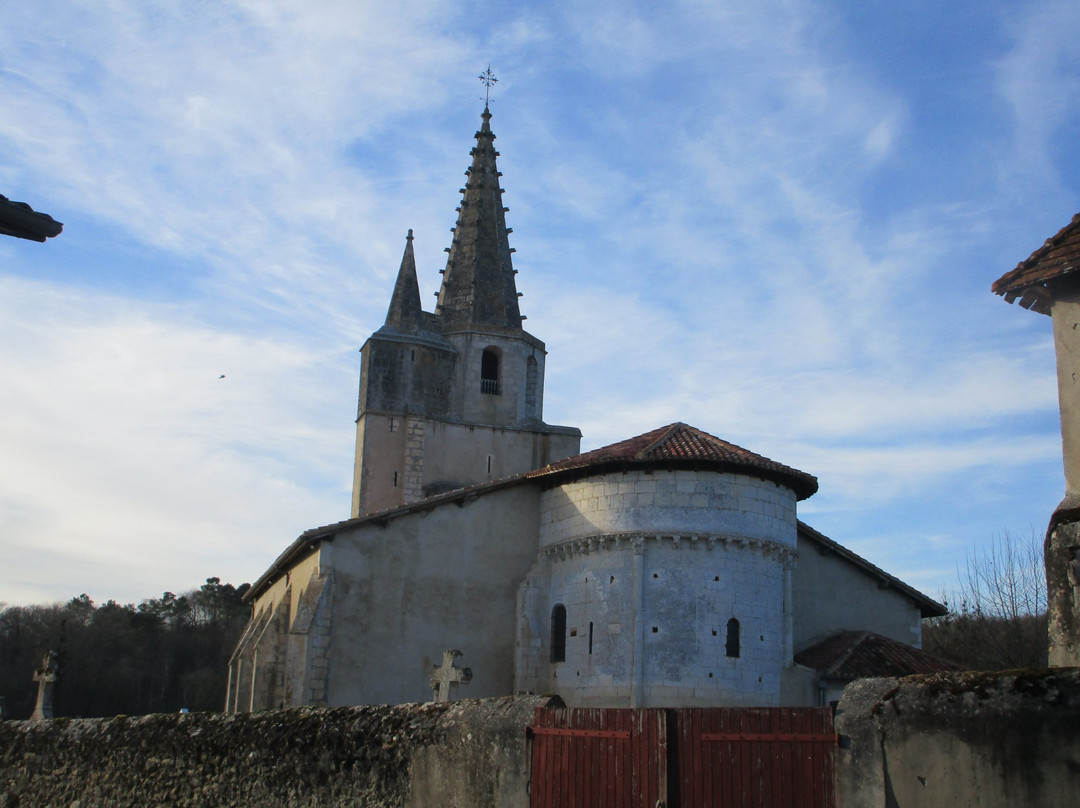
[1,0,1077,607]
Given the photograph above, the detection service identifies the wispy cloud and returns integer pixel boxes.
[0,0,1075,605]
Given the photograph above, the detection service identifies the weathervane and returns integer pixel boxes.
[479,65,498,107]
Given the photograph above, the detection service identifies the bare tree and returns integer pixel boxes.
[924,529,1048,670]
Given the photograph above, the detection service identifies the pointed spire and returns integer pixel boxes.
[435,107,523,330]
[384,229,424,333]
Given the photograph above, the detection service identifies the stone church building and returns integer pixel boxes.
[227,107,947,713]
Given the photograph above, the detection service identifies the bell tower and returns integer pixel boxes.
[351,101,581,517]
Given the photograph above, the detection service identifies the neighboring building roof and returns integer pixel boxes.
[527,422,819,500]
[797,520,947,618]
[0,194,63,242]
[795,631,959,680]
[992,212,1080,315]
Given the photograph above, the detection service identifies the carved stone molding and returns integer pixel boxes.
[541,532,796,564]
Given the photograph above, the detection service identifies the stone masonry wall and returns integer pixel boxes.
[0,696,552,808]
[835,669,1080,808]
[539,470,798,548]
[521,469,797,707]
[519,537,788,707]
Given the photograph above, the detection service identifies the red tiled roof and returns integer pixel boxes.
[795,631,959,679]
[992,212,1080,315]
[526,422,818,500]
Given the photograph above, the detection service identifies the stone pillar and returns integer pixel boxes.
[403,416,426,504]
[1048,277,1080,666]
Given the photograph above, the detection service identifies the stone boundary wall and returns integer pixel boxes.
[0,696,553,808]
[835,669,1080,808]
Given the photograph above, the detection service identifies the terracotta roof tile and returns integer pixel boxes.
[992,212,1080,315]
[795,631,959,679]
[526,422,818,500]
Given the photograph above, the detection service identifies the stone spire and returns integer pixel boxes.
[384,229,424,333]
[434,107,523,330]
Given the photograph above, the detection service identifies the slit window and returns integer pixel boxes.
[550,604,566,663]
[481,348,500,395]
[725,618,741,658]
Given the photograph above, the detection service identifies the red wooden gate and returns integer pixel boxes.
[528,707,668,808]
[676,707,836,808]
[529,707,835,808]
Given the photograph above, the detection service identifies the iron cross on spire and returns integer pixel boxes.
[479,65,498,106]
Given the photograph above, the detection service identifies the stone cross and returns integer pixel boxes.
[31,650,59,721]
[430,649,472,703]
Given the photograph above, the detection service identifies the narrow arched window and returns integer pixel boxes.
[481,348,500,395]
[725,617,740,658]
[550,604,567,662]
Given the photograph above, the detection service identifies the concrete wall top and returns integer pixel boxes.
[836,669,1080,808]
[0,696,553,808]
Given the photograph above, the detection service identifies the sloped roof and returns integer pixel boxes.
[795,631,959,680]
[526,422,819,500]
[0,194,63,242]
[992,212,1080,315]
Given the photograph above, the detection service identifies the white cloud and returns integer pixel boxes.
[0,276,354,604]
[0,0,1075,606]
[996,0,1080,182]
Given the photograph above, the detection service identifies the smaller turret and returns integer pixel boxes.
[383,230,424,334]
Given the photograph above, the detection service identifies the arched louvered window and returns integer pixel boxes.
[725,617,741,658]
[550,604,567,662]
[481,348,500,395]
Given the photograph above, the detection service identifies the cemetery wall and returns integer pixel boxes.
[835,668,1080,808]
[0,696,551,808]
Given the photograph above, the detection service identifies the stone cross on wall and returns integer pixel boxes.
[31,650,59,721]
[430,649,472,703]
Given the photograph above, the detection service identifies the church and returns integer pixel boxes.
[226,105,948,713]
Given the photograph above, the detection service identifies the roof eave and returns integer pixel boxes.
[797,520,947,618]
[528,457,818,500]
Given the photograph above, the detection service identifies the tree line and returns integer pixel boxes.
[0,578,249,720]
[923,530,1048,670]
[0,531,1052,720]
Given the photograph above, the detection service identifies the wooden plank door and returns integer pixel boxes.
[529,707,668,808]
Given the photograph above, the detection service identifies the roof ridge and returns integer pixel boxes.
[827,631,870,676]
[634,422,686,459]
